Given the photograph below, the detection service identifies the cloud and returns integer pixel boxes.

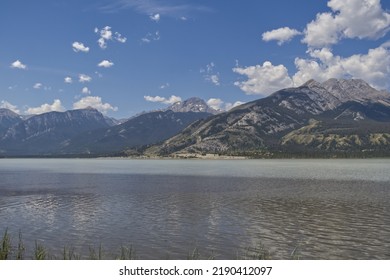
[10,60,27,70]
[33,83,43,89]
[293,44,390,89]
[262,27,302,45]
[97,60,114,68]
[303,0,390,47]
[0,100,20,114]
[234,43,390,94]
[79,74,92,83]
[225,101,245,111]
[81,87,91,95]
[72,42,90,53]
[25,99,65,115]
[95,26,127,49]
[64,77,73,84]
[115,32,127,43]
[233,61,294,95]
[141,31,160,43]
[206,98,224,111]
[96,26,112,49]
[201,62,220,86]
[150,13,160,22]
[207,98,244,111]
[209,75,220,86]
[200,62,215,74]
[100,0,210,18]
[144,95,182,104]
[159,82,170,89]
[73,96,118,114]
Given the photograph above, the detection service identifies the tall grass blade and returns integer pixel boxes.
[16,231,25,260]
[34,241,46,260]
[0,229,11,260]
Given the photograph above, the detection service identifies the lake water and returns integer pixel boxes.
[0,158,389,259]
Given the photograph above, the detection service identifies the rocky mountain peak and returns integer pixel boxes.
[167,97,220,114]
[301,78,390,107]
[0,108,20,118]
[0,109,22,136]
[302,79,322,88]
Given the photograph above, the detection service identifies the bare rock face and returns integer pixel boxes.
[167,97,221,114]
[150,79,390,156]
[0,109,22,136]
[304,78,390,106]
[1,79,390,157]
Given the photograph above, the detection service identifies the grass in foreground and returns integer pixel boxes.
[1,230,279,260]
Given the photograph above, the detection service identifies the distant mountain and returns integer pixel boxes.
[60,108,212,155]
[2,83,389,158]
[0,109,22,136]
[166,97,221,114]
[0,98,216,156]
[0,108,112,156]
[103,115,121,126]
[148,79,390,157]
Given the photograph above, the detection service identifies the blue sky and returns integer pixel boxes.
[1,0,390,118]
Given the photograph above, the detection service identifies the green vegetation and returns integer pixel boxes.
[0,229,11,260]
[34,241,46,260]
[0,230,285,260]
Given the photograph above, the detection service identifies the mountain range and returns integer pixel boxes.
[1,79,390,157]
[148,79,390,157]
[0,98,215,156]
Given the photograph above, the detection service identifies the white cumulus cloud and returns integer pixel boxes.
[233,61,294,95]
[234,43,390,94]
[95,26,127,49]
[79,74,92,83]
[225,101,245,111]
[293,44,390,89]
[64,77,73,84]
[72,42,90,53]
[97,60,114,68]
[209,75,220,86]
[303,0,390,48]
[81,87,91,95]
[201,62,220,86]
[207,98,244,111]
[25,99,65,115]
[33,83,43,89]
[0,100,20,114]
[262,27,302,45]
[115,32,127,43]
[206,98,224,111]
[10,60,27,70]
[73,96,118,114]
[150,13,160,22]
[144,95,182,105]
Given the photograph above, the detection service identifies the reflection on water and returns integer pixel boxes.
[0,159,390,259]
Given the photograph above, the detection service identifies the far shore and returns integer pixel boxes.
[1,152,390,160]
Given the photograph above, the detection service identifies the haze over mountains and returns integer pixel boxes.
[1,79,390,157]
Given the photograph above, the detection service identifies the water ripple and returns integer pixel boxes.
[1,160,390,259]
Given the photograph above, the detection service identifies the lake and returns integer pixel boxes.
[0,158,389,259]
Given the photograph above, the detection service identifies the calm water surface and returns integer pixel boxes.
[0,159,389,259]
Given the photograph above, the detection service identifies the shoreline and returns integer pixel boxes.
[1,155,390,160]
[1,151,390,160]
